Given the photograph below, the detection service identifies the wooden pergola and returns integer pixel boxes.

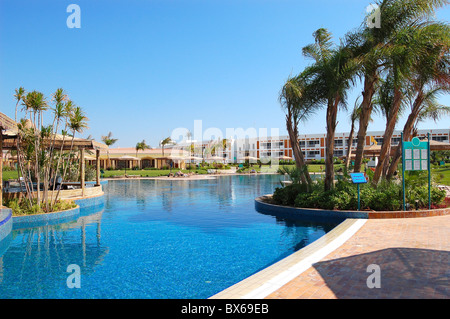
[0,112,108,205]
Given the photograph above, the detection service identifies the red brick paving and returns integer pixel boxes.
[266,215,450,299]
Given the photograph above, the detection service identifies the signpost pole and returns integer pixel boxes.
[401,132,406,211]
[428,132,431,209]
[357,183,360,211]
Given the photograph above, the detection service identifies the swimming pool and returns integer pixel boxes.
[0,174,342,299]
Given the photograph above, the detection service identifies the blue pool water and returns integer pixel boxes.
[0,174,342,299]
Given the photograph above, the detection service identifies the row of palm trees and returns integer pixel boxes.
[101,132,174,166]
[281,0,450,191]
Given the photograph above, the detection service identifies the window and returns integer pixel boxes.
[334,139,343,146]
[391,137,401,145]
[307,150,320,157]
[307,140,320,147]
[432,136,448,142]
[299,141,305,147]
[333,150,344,157]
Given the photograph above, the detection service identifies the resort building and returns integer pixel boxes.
[177,128,450,164]
[97,128,450,168]
[2,127,449,170]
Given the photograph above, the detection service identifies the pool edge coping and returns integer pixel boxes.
[209,218,367,299]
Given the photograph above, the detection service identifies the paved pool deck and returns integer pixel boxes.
[266,214,449,299]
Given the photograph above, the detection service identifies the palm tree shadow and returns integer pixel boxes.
[312,248,449,299]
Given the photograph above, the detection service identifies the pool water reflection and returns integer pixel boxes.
[0,174,342,298]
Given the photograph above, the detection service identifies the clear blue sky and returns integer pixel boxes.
[1,0,449,148]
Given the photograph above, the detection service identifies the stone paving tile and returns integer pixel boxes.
[266,215,450,299]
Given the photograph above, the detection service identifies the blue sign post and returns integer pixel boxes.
[350,172,368,211]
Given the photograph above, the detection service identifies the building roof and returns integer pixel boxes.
[0,111,108,151]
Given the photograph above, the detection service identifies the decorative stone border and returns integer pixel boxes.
[74,193,105,209]
[255,194,450,219]
[12,205,81,230]
[11,193,105,230]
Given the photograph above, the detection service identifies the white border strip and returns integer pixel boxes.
[240,219,367,299]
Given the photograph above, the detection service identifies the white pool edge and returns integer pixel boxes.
[209,218,367,299]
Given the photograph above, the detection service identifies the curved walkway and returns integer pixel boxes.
[267,214,450,299]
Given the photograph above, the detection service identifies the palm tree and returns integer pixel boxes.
[14,87,25,122]
[348,0,449,172]
[160,137,174,157]
[54,106,88,206]
[101,132,118,168]
[279,76,316,187]
[13,87,26,183]
[21,90,48,207]
[344,98,361,170]
[386,22,450,179]
[371,72,408,184]
[372,21,450,185]
[301,28,358,190]
[135,140,151,157]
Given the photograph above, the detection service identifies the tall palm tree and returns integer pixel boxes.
[386,22,450,179]
[348,0,449,172]
[302,28,358,190]
[54,106,88,207]
[371,72,408,184]
[13,87,26,184]
[21,90,48,206]
[372,21,450,185]
[101,132,118,168]
[14,87,25,122]
[344,98,361,170]
[279,76,316,187]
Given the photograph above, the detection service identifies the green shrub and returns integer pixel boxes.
[5,198,77,216]
[273,176,444,211]
[272,183,309,206]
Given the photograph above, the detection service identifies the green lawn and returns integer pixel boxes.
[432,165,450,186]
[2,170,19,181]
[101,168,208,178]
[3,163,450,185]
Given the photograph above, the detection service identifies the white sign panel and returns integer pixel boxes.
[405,149,412,160]
[413,160,421,171]
[405,160,412,171]
[421,160,428,171]
[421,149,427,160]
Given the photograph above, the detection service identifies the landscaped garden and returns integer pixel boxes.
[274,0,450,212]
[1,87,91,216]
[271,166,449,211]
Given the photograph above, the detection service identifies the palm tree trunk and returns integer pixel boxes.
[344,120,355,170]
[353,75,378,172]
[324,98,339,191]
[386,91,424,180]
[372,88,402,185]
[286,112,312,187]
